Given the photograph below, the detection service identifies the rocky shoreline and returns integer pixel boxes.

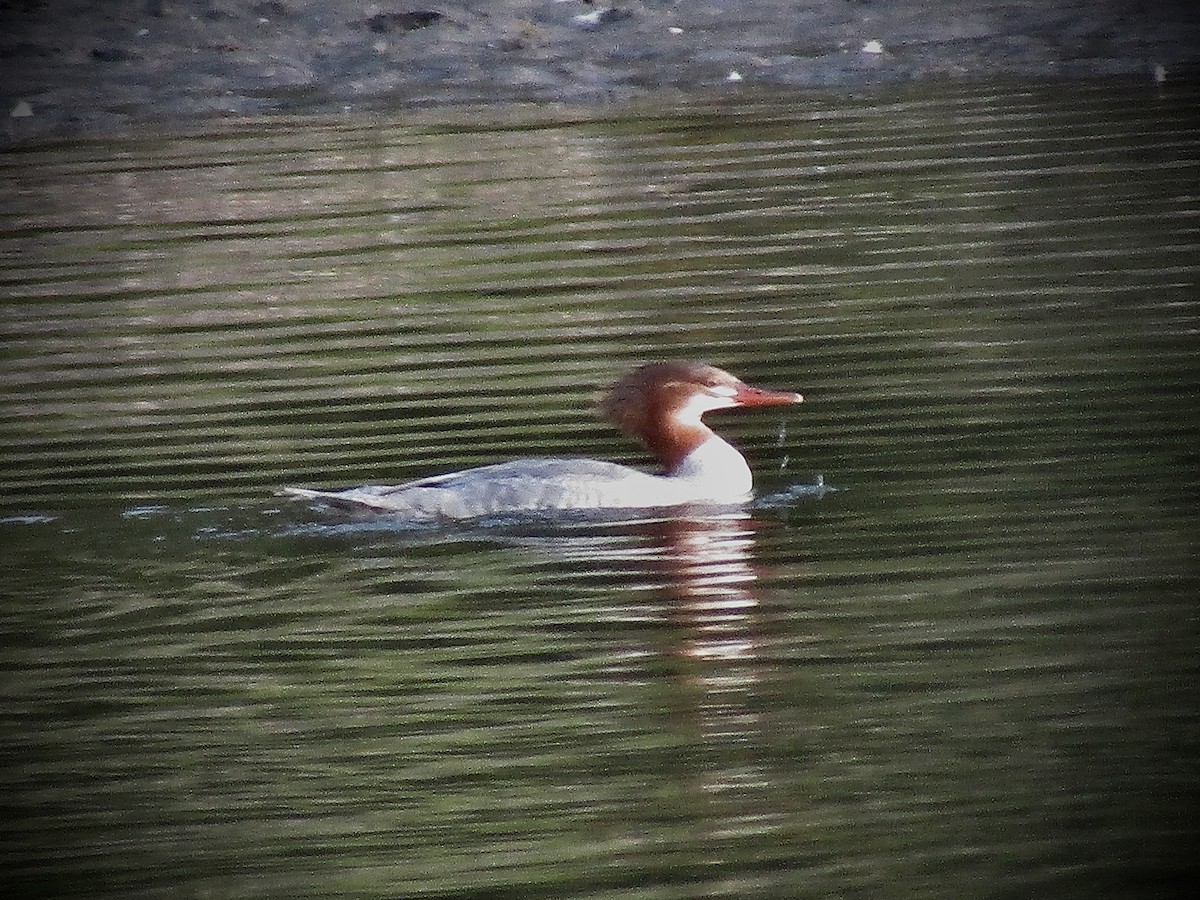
[3,0,1199,144]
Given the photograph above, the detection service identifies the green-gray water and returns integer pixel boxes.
[2,77,1198,898]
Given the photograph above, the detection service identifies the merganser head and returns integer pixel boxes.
[597,361,803,472]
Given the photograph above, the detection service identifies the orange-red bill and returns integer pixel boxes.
[733,384,804,406]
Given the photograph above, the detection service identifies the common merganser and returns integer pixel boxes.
[282,361,803,520]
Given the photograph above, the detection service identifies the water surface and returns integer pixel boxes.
[2,77,1198,898]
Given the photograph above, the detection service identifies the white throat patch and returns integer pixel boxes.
[674,387,741,424]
